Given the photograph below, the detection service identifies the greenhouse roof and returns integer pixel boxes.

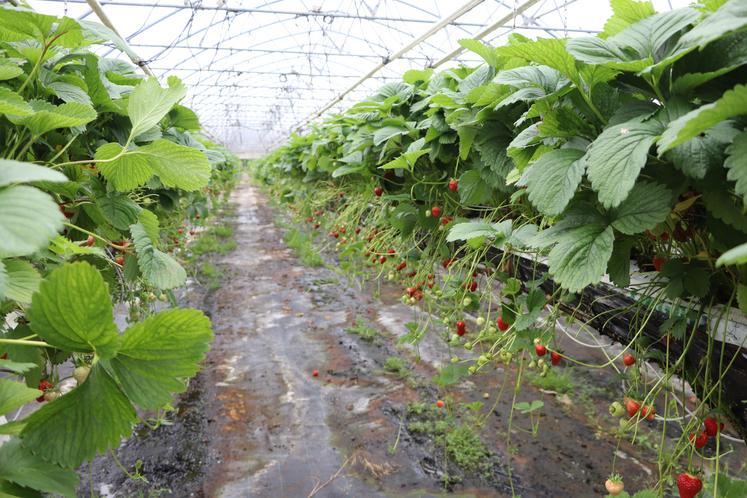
[28,0,689,156]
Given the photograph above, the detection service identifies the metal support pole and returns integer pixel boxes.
[84,0,155,77]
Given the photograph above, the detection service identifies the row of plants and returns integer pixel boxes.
[256,0,747,496]
[0,5,240,497]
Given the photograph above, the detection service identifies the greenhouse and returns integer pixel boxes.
[0,0,746,497]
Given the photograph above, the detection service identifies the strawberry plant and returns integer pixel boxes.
[0,4,239,495]
[256,0,747,495]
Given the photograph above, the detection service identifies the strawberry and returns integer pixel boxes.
[396,261,407,271]
[534,343,547,357]
[690,431,709,449]
[623,353,635,366]
[442,258,453,269]
[653,256,667,272]
[73,365,91,385]
[85,235,95,247]
[115,255,125,266]
[496,316,509,331]
[431,206,442,217]
[625,398,641,418]
[379,256,387,264]
[374,186,383,197]
[468,280,477,292]
[312,369,319,377]
[703,416,719,437]
[660,231,670,241]
[387,248,395,255]
[609,401,626,417]
[195,214,201,219]
[436,400,445,408]
[177,228,184,235]
[456,321,466,336]
[550,351,561,366]
[641,405,655,421]
[37,379,54,402]
[189,230,196,236]
[448,179,458,192]
[676,473,702,498]
[355,227,361,235]
[605,476,624,496]
[440,216,452,225]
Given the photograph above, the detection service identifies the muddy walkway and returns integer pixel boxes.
[82,181,710,497]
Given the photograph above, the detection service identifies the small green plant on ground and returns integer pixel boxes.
[283,228,324,267]
[199,262,223,290]
[442,425,491,475]
[383,356,409,378]
[345,319,378,342]
[529,369,575,394]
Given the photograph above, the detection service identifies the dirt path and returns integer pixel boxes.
[85,181,703,497]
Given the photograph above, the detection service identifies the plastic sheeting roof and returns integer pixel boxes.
[29,0,689,156]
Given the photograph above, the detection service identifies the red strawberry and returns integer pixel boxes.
[436,400,445,408]
[623,353,635,366]
[431,206,442,217]
[534,343,547,357]
[550,351,561,366]
[177,228,184,235]
[37,379,54,402]
[641,405,655,421]
[189,230,195,235]
[653,256,667,272]
[456,321,466,336]
[396,261,407,271]
[660,231,670,241]
[448,179,458,192]
[387,249,395,255]
[496,316,509,331]
[469,280,477,292]
[703,417,719,437]
[115,255,125,266]
[440,216,452,225]
[442,258,453,269]
[374,186,383,197]
[379,256,386,264]
[690,431,709,449]
[312,369,319,377]
[625,398,641,418]
[676,473,702,498]
[355,227,361,235]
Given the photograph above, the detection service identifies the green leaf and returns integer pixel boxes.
[108,309,212,410]
[496,38,580,85]
[611,181,672,234]
[524,148,585,216]
[725,131,747,205]
[130,223,186,289]
[27,262,119,356]
[534,210,615,292]
[79,20,142,63]
[0,59,23,81]
[0,360,38,375]
[677,0,747,49]
[608,237,635,287]
[458,39,499,67]
[47,81,92,106]
[603,0,656,36]
[331,164,364,177]
[458,169,492,205]
[669,122,738,179]
[0,186,64,258]
[96,140,210,192]
[48,236,106,259]
[0,439,78,498]
[18,101,96,137]
[658,84,747,152]
[2,260,41,304]
[0,160,67,187]
[0,87,32,117]
[446,221,510,242]
[373,125,409,146]
[128,76,186,140]
[457,126,478,160]
[96,193,141,230]
[585,118,663,208]
[432,364,469,387]
[20,365,137,468]
[137,209,160,245]
[716,242,747,266]
[0,379,40,416]
[168,105,201,130]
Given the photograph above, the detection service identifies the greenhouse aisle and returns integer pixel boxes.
[88,181,673,497]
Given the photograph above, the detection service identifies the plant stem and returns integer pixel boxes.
[0,338,50,347]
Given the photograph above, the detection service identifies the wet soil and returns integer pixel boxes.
[81,181,744,498]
